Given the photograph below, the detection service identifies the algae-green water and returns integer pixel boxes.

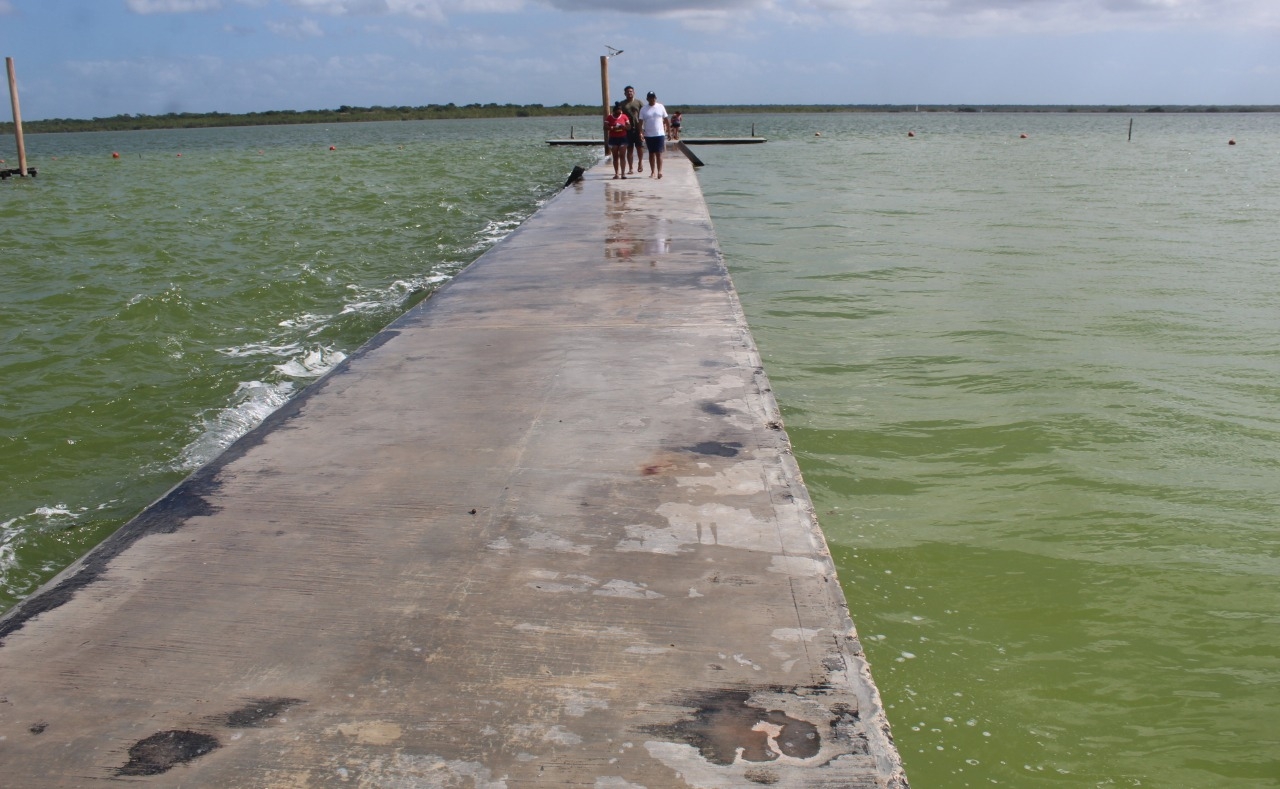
[1,118,596,603]
[697,112,1280,788]
[3,113,1278,787]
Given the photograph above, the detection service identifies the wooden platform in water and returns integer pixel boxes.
[547,137,766,146]
[0,155,904,788]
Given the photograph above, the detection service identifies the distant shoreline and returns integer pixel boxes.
[4,103,1277,135]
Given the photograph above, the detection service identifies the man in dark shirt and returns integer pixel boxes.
[620,85,645,175]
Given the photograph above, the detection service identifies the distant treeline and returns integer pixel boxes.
[4,102,1277,135]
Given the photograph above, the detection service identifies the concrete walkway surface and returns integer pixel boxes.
[0,154,906,788]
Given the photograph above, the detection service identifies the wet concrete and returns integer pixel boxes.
[0,155,906,787]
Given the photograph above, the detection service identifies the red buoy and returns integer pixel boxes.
[1020,133,1028,139]
[907,131,915,138]
[329,145,336,151]
[112,152,120,158]
[1228,138,1236,145]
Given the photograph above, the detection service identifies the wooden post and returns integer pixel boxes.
[6,57,29,177]
[600,55,610,154]
[1128,118,1133,142]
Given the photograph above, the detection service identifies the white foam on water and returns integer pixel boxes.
[0,526,23,577]
[465,213,525,253]
[0,503,100,589]
[188,268,457,475]
[277,313,329,330]
[273,346,346,378]
[178,379,297,471]
[218,340,306,359]
[339,272,452,317]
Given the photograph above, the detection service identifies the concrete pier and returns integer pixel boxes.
[0,155,905,787]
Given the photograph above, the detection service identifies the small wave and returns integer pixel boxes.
[273,347,346,378]
[178,343,348,470]
[191,270,455,474]
[32,505,80,520]
[218,340,306,359]
[277,313,329,330]
[339,272,452,317]
[339,300,385,316]
[178,379,296,470]
[465,213,526,253]
[0,503,96,577]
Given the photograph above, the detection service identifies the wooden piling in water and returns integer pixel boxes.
[6,57,30,178]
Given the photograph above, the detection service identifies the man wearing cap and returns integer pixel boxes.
[638,91,671,180]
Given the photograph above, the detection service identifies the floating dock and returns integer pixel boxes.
[547,137,766,146]
[0,154,905,787]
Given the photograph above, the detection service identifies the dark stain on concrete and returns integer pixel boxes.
[774,714,821,759]
[701,402,730,416]
[29,721,47,734]
[223,697,304,728]
[745,766,781,784]
[686,441,743,457]
[118,730,220,776]
[643,688,823,766]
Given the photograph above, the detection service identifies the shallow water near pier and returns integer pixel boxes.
[3,112,1279,787]
[696,111,1280,788]
[0,118,596,606]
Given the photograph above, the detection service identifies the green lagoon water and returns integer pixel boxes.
[3,113,1279,787]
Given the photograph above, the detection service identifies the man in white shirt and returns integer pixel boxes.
[638,91,671,180]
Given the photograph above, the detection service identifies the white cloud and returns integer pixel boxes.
[788,0,1280,35]
[544,0,771,11]
[266,17,327,38]
[281,0,526,15]
[126,0,223,13]
[284,0,390,14]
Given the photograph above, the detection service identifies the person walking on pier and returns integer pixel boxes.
[621,86,644,175]
[604,102,631,179]
[639,91,671,180]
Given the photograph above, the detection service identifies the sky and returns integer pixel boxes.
[0,0,1276,121]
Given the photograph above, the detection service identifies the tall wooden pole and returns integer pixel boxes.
[599,55,610,116]
[7,57,29,177]
[599,55,610,154]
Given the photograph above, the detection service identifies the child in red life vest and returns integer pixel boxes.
[605,103,631,179]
